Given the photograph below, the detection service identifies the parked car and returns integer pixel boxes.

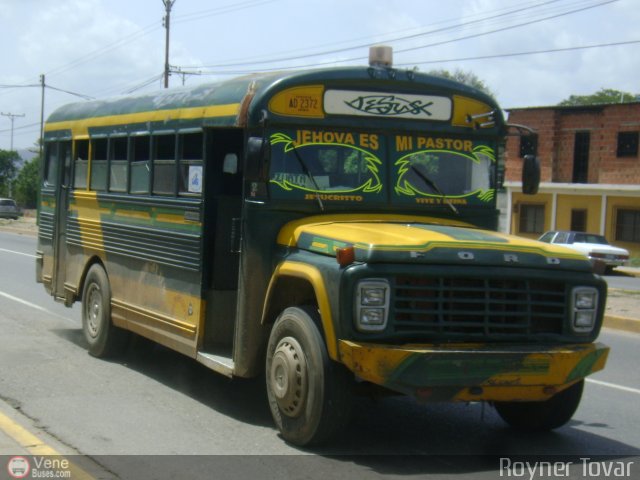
[0,198,21,220]
[538,230,629,272]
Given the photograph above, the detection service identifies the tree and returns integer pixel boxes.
[558,88,638,106]
[428,68,495,98]
[14,157,39,208]
[0,150,20,197]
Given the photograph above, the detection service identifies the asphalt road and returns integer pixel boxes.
[1,231,639,479]
[606,271,640,291]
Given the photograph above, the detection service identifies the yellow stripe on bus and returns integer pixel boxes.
[44,103,241,136]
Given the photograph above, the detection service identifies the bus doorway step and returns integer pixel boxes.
[196,350,235,377]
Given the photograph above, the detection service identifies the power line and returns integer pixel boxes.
[171,0,277,24]
[180,0,614,71]
[187,38,638,77]
[44,22,161,79]
[45,84,94,100]
[124,73,165,94]
[395,39,640,67]
[0,122,41,134]
[188,0,552,66]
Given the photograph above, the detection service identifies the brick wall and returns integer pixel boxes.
[505,103,640,185]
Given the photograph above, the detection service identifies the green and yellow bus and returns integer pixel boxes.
[37,47,608,446]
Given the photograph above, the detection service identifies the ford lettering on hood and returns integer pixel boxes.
[277,214,592,271]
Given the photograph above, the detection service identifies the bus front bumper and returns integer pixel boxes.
[338,340,609,402]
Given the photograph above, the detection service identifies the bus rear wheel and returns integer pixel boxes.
[494,380,584,431]
[266,306,353,447]
[82,264,128,358]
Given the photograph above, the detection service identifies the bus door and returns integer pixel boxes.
[52,141,72,303]
[201,129,244,352]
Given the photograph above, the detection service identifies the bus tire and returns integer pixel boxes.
[494,380,584,431]
[266,306,353,447]
[82,264,128,358]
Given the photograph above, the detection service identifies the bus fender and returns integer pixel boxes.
[261,261,339,361]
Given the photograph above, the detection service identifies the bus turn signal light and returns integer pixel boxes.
[336,246,355,266]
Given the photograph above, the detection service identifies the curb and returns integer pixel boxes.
[603,315,640,334]
[616,267,640,278]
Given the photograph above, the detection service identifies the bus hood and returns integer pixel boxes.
[277,214,593,271]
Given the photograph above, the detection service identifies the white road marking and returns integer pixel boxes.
[0,290,75,324]
[587,378,640,395]
[0,247,37,258]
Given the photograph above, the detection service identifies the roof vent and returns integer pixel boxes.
[369,45,393,68]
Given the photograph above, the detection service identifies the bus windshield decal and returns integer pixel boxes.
[269,131,384,200]
[393,144,496,205]
[324,90,452,121]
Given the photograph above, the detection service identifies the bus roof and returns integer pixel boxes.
[45,67,504,137]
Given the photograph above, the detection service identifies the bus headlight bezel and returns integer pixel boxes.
[355,279,390,332]
[571,287,599,333]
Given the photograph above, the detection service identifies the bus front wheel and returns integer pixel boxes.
[494,380,584,431]
[266,306,353,447]
[81,264,128,358]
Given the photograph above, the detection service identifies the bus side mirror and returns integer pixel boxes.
[522,154,540,195]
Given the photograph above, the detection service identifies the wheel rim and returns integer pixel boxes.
[85,284,102,339]
[269,336,308,418]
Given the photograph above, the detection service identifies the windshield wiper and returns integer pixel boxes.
[291,148,324,212]
[410,164,459,215]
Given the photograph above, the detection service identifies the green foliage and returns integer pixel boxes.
[427,68,495,98]
[14,157,40,208]
[0,150,20,197]
[558,88,638,106]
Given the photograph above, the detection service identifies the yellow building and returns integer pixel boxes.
[505,182,640,257]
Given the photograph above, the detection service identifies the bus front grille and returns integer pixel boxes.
[393,275,566,337]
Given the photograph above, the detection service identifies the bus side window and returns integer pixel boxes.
[110,136,129,192]
[178,132,203,196]
[130,136,151,194]
[153,134,177,196]
[90,138,108,191]
[74,140,89,189]
[44,142,58,187]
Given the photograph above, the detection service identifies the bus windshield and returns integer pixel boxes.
[267,128,497,208]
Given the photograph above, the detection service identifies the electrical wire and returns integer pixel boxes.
[44,21,161,79]
[395,39,640,67]
[181,0,615,70]
[171,0,277,24]
[186,38,638,76]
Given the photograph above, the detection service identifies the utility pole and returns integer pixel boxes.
[163,0,176,89]
[1,112,25,151]
[39,74,45,160]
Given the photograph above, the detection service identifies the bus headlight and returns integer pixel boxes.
[571,287,598,333]
[356,279,390,332]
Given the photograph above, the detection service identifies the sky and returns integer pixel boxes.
[1,0,639,151]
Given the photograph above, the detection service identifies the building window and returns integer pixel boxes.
[570,209,587,232]
[617,131,639,157]
[519,204,545,234]
[616,209,640,243]
[519,134,538,157]
[572,132,590,183]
